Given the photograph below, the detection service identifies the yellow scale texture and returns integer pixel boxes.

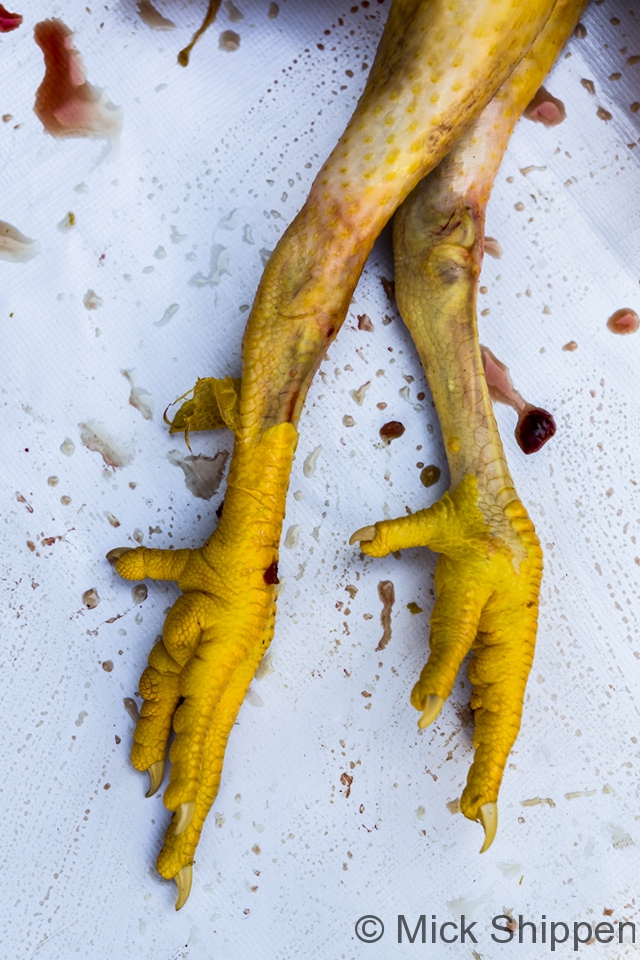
[116,422,297,891]
[110,0,578,907]
[353,0,585,848]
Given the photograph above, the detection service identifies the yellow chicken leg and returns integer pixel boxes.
[112,0,562,906]
[351,0,585,851]
[111,421,296,893]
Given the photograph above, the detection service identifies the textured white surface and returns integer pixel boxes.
[2,2,640,957]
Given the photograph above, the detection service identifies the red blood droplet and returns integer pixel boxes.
[0,5,22,32]
[379,420,405,442]
[516,407,556,454]
[263,561,279,585]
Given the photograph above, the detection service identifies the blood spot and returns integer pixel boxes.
[607,308,639,335]
[379,420,405,443]
[33,19,122,140]
[516,407,556,455]
[0,5,21,31]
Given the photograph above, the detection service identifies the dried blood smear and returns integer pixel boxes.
[33,19,121,140]
[480,345,556,455]
[0,5,22,31]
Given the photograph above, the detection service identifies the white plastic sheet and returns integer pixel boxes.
[2,2,640,957]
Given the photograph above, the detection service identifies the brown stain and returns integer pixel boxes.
[420,464,441,488]
[357,313,374,331]
[376,580,395,651]
[580,78,595,95]
[454,702,474,728]
[607,307,639,335]
[137,0,175,30]
[524,85,566,127]
[42,534,64,547]
[340,772,353,798]
[33,19,121,140]
[379,420,405,443]
[379,276,396,305]
[178,0,222,66]
[16,492,34,513]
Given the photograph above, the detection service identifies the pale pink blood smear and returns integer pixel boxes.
[607,308,639,335]
[0,5,22,31]
[480,345,556,455]
[33,19,122,140]
[484,236,502,259]
[481,345,525,413]
[524,86,566,127]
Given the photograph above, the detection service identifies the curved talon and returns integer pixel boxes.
[106,546,132,566]
[349,524,376,546]
[174,801,195,836]
[478,801,498,853]
[145,760,165,798]
[174,863,193,911]
[417,695,445,729]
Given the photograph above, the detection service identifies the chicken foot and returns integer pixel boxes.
[351,0,586,851]
[112,0,561,906]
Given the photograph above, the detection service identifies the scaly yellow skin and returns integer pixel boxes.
[112,422,296,905]
[352,0,585,850]
[112,0,561,906]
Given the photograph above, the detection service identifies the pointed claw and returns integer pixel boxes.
[478,801,498,853]
[174,863,193,911]
[174,800,195,836]
[417,695,445,729]
[106,546,132,566]
[349,524,376,546]
[145,760,165,798]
